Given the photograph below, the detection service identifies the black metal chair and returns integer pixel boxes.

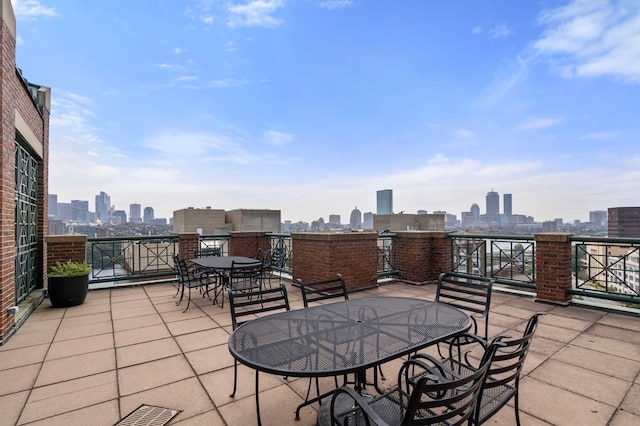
[228,284,317,426]
[326,338,505,426]
[215,259,263,308]
[299,273,349,307]
[414,313,546,425]
[172,254,213,312]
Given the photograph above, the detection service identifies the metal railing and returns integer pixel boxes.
[266,233,292,275]
[377,233,399,277]
[450,233,536,290]
[198,234,231,257]
[87,235,180,285]
[571,236,640,306]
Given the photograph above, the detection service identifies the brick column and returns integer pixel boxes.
[292,232,378,291]
[178,233,200,262]
[230,231,266,258]
[534,233,573,305]
[395,231,452,284]
[45,235,88,288]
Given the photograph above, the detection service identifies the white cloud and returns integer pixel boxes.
[519,117,562,131]
[262,130,293,146]
[11,0,57,19]
[476,55,529,107]
[489,24,511,39]
[534,0,640,82]
[318,0,355,10]
[227,0,285,28]
[455,128,475,138]
[472,26,483,35]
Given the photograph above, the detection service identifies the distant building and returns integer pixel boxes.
[48,194,58,218]
[129,203,141,224]
[143,206,154,224]
[470,203,480,222]
[589,210,607,226]
[485,191,499,222]
[225,209,281,233]
[71,200,89,222]
[376,189,393,215]
[328,215,341,226]
[504,193,512,216]
[95,191,111,223]
[373,213,444,232]
[112,210,127,224]
[173,207,229,234]
[417,210,428,215]
[362,212,374,230]
[608,207,640,238]
[349,206,362,230]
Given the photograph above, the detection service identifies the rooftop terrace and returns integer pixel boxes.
[1,280,639,425]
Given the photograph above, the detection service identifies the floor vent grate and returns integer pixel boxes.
[115,404,181,426]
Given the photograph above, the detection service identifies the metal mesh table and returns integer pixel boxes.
[228,296,471,421]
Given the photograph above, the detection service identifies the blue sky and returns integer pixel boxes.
[12,0,640,223]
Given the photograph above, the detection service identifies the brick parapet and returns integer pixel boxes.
[534,233,573,305]
[178,233,200,262]
[292,232,378,291]
[395,231,453,284]
[230,231,266,258]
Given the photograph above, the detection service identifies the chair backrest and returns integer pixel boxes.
[474,312,546,423]
[435,272,494,338]
[173,254,188,280]
[297,274,349,307]
[229,259,264,290]
[402,340,504,425]
[268,247,286,269]
[228,283,291,330]
[194,247,221,258]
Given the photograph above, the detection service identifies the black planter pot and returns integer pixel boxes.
[48,275,89,308]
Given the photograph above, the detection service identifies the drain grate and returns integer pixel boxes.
[115,404,181,426]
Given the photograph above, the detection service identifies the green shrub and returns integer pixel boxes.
[48,261,91,278]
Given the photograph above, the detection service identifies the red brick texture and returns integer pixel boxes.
[178,233,200,262]
[1,10,50,341]
[45,236,87,288]
[292,232,378,292]
[395,232,452,284]
[229,232,266,258]
[534,233,573,305]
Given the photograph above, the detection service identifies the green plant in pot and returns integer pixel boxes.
[48,260,92,308]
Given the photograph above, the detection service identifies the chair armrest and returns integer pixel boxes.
[330,386,389,426]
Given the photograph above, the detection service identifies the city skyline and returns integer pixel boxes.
[13,1,640,223]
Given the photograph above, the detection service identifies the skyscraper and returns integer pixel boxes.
[48,194,58,218]
[608,207,640,238]
[485,191,499,222]
[143,206,154,224]
[377,189,393,215]
[470,203,480,222]
[503,193,512,216]
[350,206,362,230]
[95,191,111,224]
[129,203,142,224]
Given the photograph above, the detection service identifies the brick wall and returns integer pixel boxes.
[178,233,200,262]
[1,2,50,342]
[292,232,378,291]
[44,235,87,286]
[229,232,265,258]
[534,233,572,304]
[395,232,452,284]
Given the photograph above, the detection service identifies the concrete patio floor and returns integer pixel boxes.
[1,280,639,425]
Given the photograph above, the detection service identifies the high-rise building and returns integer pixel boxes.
[470,203,480,222]
[143,207,154,224]
[328,215,341,226]
[589,210,607,226]
[363,212,374,229]
[129,203,142,224]
[350,206,362,230]
[70,200,89,222]
[485,191,499,222]
[95,191,111,224]
[112,210,127,224]
[608,207,640,238]
[504,193,512,216]
[48,194,58,218]
[377,189,393,215]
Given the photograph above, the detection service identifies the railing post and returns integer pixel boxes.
[395,231,452,284]
[178,233,200,262]
[292,232,378,291]
[534,233,573,305]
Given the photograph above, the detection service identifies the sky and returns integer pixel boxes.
[11,0,640,223]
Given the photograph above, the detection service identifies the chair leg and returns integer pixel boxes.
[175,283,185,306]
[514,390,521,426]
[182,286,192,313]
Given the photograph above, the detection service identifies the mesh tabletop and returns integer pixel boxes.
[192,256,259,270]
[228,297,471,378]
